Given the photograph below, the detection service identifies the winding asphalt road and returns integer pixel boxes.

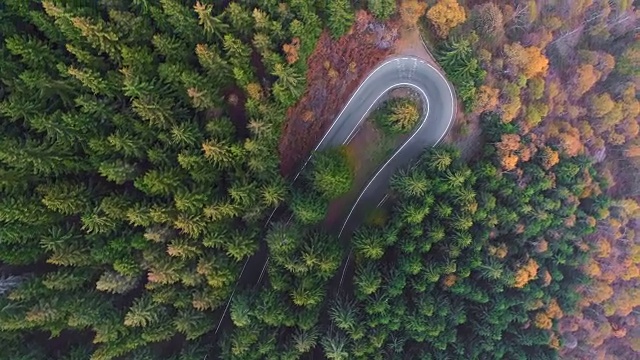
[215,56,456,333]
[309,56,456,239]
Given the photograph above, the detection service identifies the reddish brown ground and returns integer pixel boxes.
[278,11,400,176]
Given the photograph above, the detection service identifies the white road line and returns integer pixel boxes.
[293,56,427,181]
[377,194,389,207]
[256,256,270,285]
[215,257,250,334]
[345,127,362,144]
[337,63,455,238]
[337,250,352,287]
[337,83,430,237]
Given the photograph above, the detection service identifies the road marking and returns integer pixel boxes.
[338,83,430,238]
[377,194,389,207]
[256,256,270,285]
[215,257,250,334]
[337,60,456,238]
[345,126,361,144]
[337,250,352,287]
[293,56,431,180]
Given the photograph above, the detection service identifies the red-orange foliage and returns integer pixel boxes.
[561,197,640,359]
[571,64,602,99]
[442,274,458,287]
[283,37,300,64]
[400,0,428,30]
[279,17,399,175]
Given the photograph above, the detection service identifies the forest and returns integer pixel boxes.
[0,0,638,359]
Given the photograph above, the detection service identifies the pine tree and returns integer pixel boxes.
[124,295,165,327]
[272,62,305,106]
[36,181,91,215]
[321,332,349,360]
[42,268,92,291]
[96,271,139,294]
[193,1,229,42]
[290,190,327,225]
[224,2,254,36]
[293,327,320,353]
[230,292,253,328]
[173,308,213,340]
[367,0,397,20]
[326,0,354,39]
[159,0,202,45]
[308,147,353,200]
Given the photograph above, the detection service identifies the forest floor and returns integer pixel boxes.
[279,11,400,176]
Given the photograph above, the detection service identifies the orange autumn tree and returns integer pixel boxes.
[475,85,500,112]
[503,42,549,79]
[282,37,300,64]
[540,146,559,170]
[513,258,539,288]
[571,64,602,99]
[561,198,640,359]
[399,0,427,30]
[495,133,522,171]
[426,0,467,38]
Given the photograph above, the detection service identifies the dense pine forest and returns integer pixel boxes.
[220,113,609,359]
[0,0,328,358]
[0,0,638,359]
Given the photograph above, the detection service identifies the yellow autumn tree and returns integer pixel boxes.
[501,97,522,123]
[488,243,508,258]
[426,0,467,38]
[546,299,564,319]
[572,64,601,99]
[534,311,553,329]
[513,258,539,288]
[475,85,499,112]
[245,83,263,100]
[541,147,559,170]
[589,93,616,118]
[549,333,561,349]
[503,42,549,79]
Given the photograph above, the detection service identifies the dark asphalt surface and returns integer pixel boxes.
[215,56,455,333]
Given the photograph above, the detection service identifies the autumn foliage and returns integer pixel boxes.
[503,42,549,79]
[399,0,428,30]
[513,258,539,288]
[426,0,467,38]
[561,198,640,359]
[279,12,399,175]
